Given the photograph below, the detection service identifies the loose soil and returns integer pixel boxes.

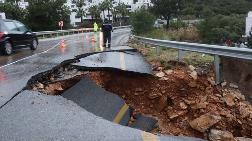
[86,67,252,140]
[221,57,252,101]
[28,63,252,140]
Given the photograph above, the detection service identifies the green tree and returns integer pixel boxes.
[89,5,101,22]
[26,0,71,31]
[151,0,184,28]
[76,0,86,24]
[201,7,214,18]
[130,8,155,35]
[99,2,106,20]
[198,15,245,44]
[111,7,119,22]
[0,2,27,22]
[115,3,128,23]
[99,0,113,21]
[182,0,252,18]
[5,0,18,3]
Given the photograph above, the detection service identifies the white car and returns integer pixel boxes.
[154,19,167,28]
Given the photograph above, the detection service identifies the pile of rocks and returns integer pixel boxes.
[29,67,87,95]
[29,58,252,140]
[147,62,252,140]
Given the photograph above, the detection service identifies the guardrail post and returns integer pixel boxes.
[178,50,184,61]
[214,55,221,84]
[155,46,161,55]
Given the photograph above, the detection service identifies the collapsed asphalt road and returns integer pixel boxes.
[1,29,251,140]
[22,50,252,141]
[0,28,131,107]
[0,49,204,141]
[0,29,200,140]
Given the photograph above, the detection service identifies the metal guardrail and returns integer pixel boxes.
[34,28,93,38]
[134,36,252,60]
[34,26,131,39]
[134,35,252,84]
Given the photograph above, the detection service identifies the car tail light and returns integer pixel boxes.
[0,32,4,38]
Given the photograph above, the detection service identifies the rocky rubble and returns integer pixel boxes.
[29,67,87,95]
[208,129,235,141]
[151,63,252,140]
[29,58,252,140]
[87,62,252,140]
[189,113,221,133]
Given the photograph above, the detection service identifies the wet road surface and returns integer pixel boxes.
[73,51,152,74]
[0,28,131,106]
[0,42,203,141]
[0,39,59,67]
[0,28,205,141]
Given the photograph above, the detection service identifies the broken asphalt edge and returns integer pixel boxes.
[0,48,205,141]
[0,49,137,110]
[25,48,150,87]
[0,90,204,141]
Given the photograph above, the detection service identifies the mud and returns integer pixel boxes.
[27,63,252,140]
[221,57,252,102]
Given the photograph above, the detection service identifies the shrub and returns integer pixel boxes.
[169,20,187,29]
[130,8,155,35]
[248,30,252,48]
[142,27,200,43]
[0,2,27,23]
[197,15,245,44]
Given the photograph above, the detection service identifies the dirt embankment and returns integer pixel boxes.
[221,57,252,102]
[28,61,252,140]
[87,62,252,140]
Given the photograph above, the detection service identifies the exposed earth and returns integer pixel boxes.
[26,60,252,141]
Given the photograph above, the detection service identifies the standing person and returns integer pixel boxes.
[92,22,99,42]
[93,22,98,32]
[101,19,113,48]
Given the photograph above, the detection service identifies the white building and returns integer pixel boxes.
[0,12,6,19]
[66,0,152,26]
[0,0,28,8]
[17,0,29,9]
[0,0,6,19]
[1,0,152,26]
[66,0,79,26]
[132,0,152,11]
[246,11,252,36]
[66,0,101,26]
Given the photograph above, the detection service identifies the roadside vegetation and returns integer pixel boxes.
[128,0,252,70]
[129,40,214,67]
[130,0,252,48]
[0,0,72,31]
[0,0,130,31]
[140,27,200,43]
[198,15,245,44]
[129,8,155,35]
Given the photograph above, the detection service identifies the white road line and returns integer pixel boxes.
[119,52,126,70]
[141,132,158,141]
[0,35,92,69]
[0,31,119,69]
[0,42,60,69]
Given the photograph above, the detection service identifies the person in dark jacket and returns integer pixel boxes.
[101,19,113,48]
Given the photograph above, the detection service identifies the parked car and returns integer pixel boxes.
[154,19,167,28]
[0,19,38,55]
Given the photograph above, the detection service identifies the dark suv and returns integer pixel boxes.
[0,19,38,55]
